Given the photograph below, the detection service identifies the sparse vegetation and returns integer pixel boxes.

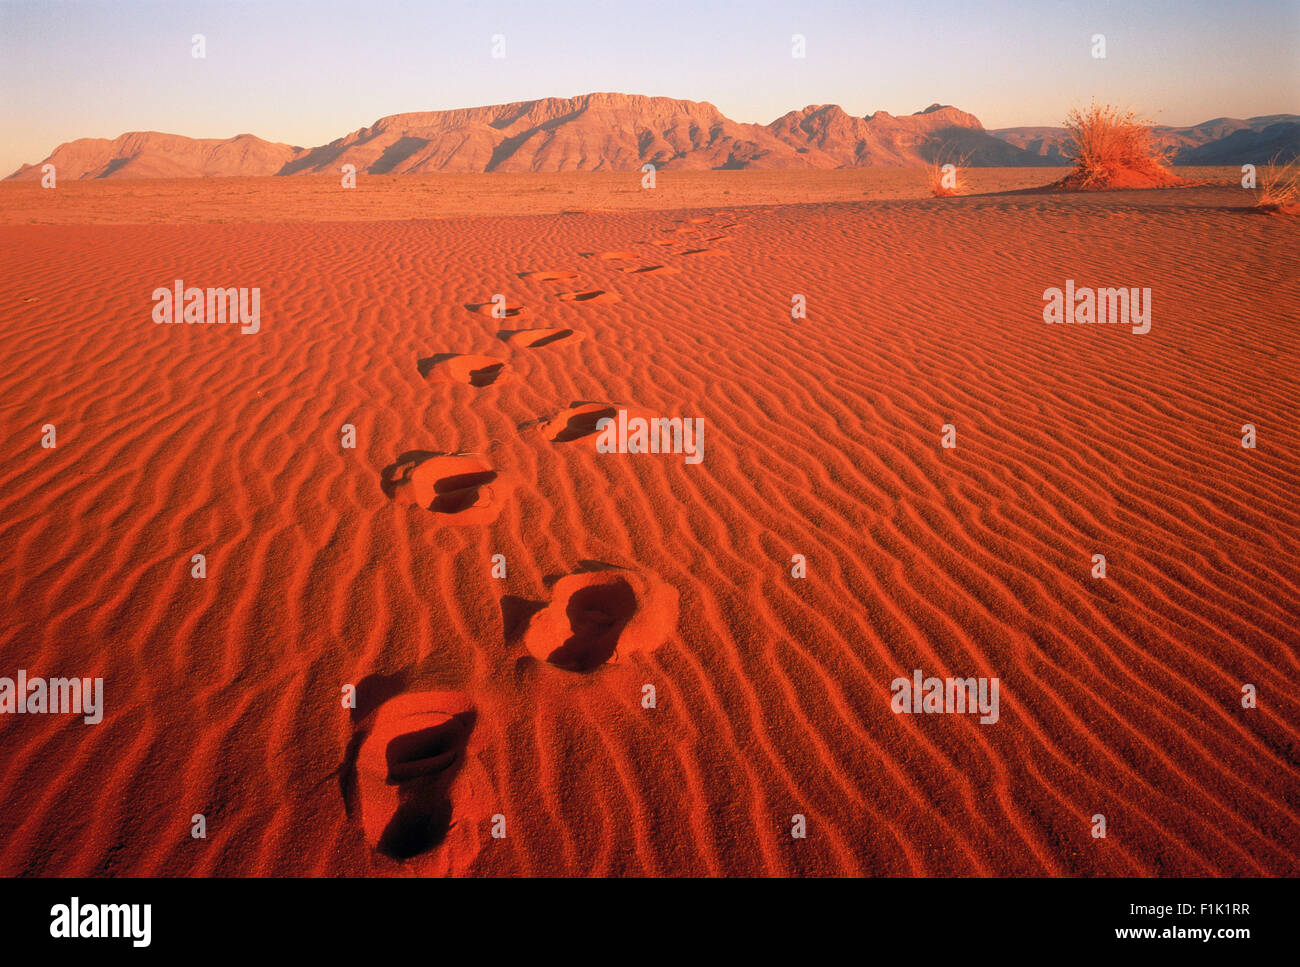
[1253,154,1300,212]
[926,145,973,197]
[1057,101,1177,190]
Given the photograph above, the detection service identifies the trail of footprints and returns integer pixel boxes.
[350,211,741,857]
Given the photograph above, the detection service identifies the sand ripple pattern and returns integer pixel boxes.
[0,197,1297,875]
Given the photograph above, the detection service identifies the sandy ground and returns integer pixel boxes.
[0,167,1242,224]
[0,175,1296,876]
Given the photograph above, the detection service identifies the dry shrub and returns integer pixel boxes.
[1057,101,1178,190]
[926,146,973,197]
[1254,153,1300,212]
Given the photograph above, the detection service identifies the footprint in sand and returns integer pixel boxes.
[644,239,677,247]
[582,251,638,261]
[619,264,681,275]
[681,248,730,257]
[465,301,527,317]
[517,270,578,282]
[348,690,476,859]
[556,289,621,304]
[528,402,619,442]
[498,328,584,348]
[517,564,679,672]
[418,353,509,387]
[522,402,654,445]
[380,451,515,525]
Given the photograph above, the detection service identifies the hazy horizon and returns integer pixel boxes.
[2,0,1298,175]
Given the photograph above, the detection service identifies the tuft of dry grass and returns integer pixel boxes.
[1059,101,1176,190]
[926,146,973,197]
[1253,154,1300,212]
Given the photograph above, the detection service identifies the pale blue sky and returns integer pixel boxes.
[2,0,1297,174]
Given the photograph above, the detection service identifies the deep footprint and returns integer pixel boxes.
[352,691,476,859]
[418,353,508,386]
[620,264,681,275]
[380,451,514,525]
[519,565,679,672]
[517,270,578,281]
[526,402,654,445]
[539,402,620,442]
[499,328,584,348]
[465,301,527,317]
[557,290,620,303]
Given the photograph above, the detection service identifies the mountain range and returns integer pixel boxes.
[9,92,1298,180]
[991,114,1300,166]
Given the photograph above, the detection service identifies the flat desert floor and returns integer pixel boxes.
[0,171,1297,875]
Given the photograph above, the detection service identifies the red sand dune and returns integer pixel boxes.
[0,182,1297,876]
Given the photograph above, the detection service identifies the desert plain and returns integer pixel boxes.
[0,168,1296,875]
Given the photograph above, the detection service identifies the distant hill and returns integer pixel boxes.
[1174,121,1300,164]
[6,131,302,180]
[7,92,1040,179]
